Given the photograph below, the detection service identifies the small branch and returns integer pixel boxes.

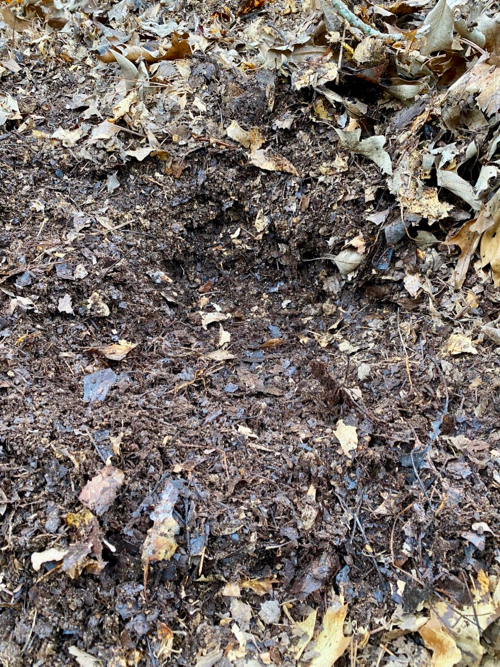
[324,0,404,41]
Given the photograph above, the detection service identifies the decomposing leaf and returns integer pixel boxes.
[335,129,392,175]
[87,292,110,317]
[63,510,104,579]
[89,340,138,361]
[89,121,123,144]
[421,0,454,55]
[157,622,174,661]
[142,479,180,588]
[250,149,299,175]
[293,608,317,661]
[83,369,118,403]
[226,120,264,151]
[309,604,351,667]
[444,333,478,356]
[204,349,236,361]
[222,581,241,597]
[333,419,358,456]
[79,466,125,516]
[31,547,68,572]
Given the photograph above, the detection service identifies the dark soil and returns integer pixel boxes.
[1,2,500,665]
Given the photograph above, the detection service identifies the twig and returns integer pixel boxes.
[323,0,404,41]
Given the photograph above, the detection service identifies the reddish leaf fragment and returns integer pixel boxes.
[142,480,180,588]
[79,466,125,516]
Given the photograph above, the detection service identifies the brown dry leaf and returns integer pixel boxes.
[240,577,276,595]
[142,479,180,588]
[419,613,461,667]
[157,622,174,661]
[89,120,123,143]
[250,149,298,175]
[309,604,351,667]
[79,465,125,516]
[444,333,478,356]
[89,340,138,361]
[480,215,500,286]
[226,120,264,151]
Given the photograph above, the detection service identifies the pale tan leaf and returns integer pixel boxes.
[68,646,102,667]
[89,121,122,143]
[333,420,358,456]
[294,609,317,661]
[480,216,500,286]
[333,249,365,276]
[110,49,139,91]
[421,0,454,55]
[335,129,392,175]
[436,170,481,210]
[250,149,298,175]
[204,349,236,361]
[444,333,478,356]
[309,605,351,667]
[31,547,68,572]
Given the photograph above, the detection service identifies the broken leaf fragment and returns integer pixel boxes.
[333,249,365,276]
[89,340,138,361]
[444,333,478,356]
[31,547,68,572]
[68,646,102,667]
[79,465,125,516]
[250,149,298,175]
[87,292,110,317]
[142,479,180,588]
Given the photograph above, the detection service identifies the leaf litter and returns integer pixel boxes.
[2,0,500,663]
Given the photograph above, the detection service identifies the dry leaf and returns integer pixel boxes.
[333,249,365,276]
[333,420,358,456]
[200,312,231,329]
[204,349,236,361]
[436,170,481,210]
[79,466,125,516]
[309,604,351,667]
[31,547,68,572]
[250,149,299,175]
[226,120,264,151]
[240,577,276,595]
[142,479,179,588]
[218,325,231,347]
[89,340,138,361]
[294,609,317,661]
[68,646,102,667]
[419,613,461,667]
[157,622,174,661]
[444,333,478,356]
[89,120,123,143]
[421,0,454,55]
[222,581,241,597]
[480,215,500,286]
[335,128,392,175]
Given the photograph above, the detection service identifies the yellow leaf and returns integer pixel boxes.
[309,605,351,667]
[333,420,358,456]
[250,149,298,175]
[444,333,478,356]
[295,609,317,661]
